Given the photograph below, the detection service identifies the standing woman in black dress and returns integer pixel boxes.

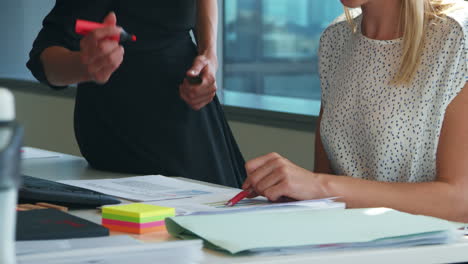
[27,1,246,188]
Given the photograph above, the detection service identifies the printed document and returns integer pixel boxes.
[21,147,61,159]
[59,175,230,202]
[147,191,345,216]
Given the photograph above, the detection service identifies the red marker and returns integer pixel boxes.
[75,19,137,42]
[225,190,251,207]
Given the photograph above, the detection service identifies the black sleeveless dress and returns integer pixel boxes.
[27,0,246,188]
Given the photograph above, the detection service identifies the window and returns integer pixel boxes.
[222,0,343,116]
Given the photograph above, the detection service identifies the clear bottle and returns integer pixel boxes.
[0,88,23,264]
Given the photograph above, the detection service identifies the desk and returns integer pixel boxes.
[22,150,468,264]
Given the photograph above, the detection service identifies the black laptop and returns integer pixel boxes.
[19,175,121,208]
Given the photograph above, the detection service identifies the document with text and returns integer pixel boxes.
[147,192,345,216]
[59,175,230,202]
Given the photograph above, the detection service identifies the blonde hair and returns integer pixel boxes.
[345,0,459,85]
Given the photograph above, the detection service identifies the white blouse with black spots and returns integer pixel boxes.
[319,5,467,183]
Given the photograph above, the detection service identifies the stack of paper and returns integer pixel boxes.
[16,235,140,256]
[21,147,61,159]
[102,203,175,234]
[59,175,229,202]
[148,192,345,216]
[16,236,203,264]
[166,208,461,255]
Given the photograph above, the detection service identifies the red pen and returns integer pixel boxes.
[75,19,137,42]
[225,190,251,207]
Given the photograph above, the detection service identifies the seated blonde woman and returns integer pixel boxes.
[242,0,468,222]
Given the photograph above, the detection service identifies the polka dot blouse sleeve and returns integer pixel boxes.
[318,18,351,109]
[440,6,468,103]
[318,33,329,108]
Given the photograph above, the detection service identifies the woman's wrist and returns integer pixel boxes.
[315,172,334,198]
[74,51,94,83]
[41,47,93,86]
[199,50,218,69]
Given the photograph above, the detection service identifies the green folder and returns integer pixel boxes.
[165,208,459,254]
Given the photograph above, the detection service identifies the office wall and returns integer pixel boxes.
[0,0,54,80]
[12,91,316,170]
[229,120,315,170]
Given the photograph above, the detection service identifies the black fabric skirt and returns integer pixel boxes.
[74,35,246,188]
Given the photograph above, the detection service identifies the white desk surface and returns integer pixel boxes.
[21,149,468,264]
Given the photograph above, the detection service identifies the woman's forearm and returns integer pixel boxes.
[322,174,468,222]
[196,0,218,67]
[40,46,91,86]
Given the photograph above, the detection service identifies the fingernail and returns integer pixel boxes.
[191,70,197,75]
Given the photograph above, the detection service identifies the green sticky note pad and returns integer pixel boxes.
[102,203,175,218]
[102,212,175,223]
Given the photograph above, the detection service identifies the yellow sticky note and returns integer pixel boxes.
[102,203,175,218]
